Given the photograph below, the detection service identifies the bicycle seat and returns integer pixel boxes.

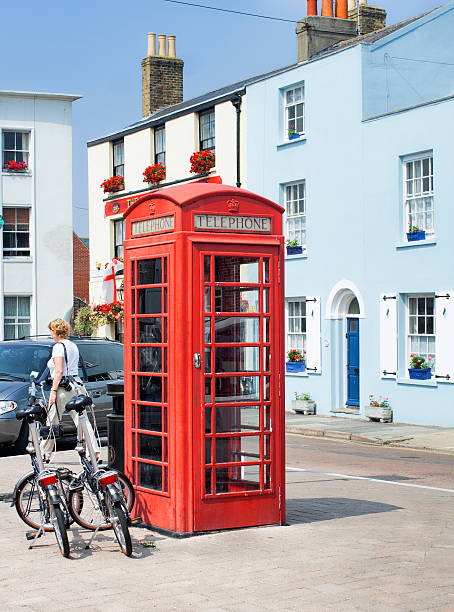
[16,405,45,423]
[65,395,93,413]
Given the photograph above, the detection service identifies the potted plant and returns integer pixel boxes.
[73,306,94,336]
[286,238,303,256]
[286,349,306,373]
[408,354,432,380]
[190,150,215,175]
[143,163,166,185]
[288,123,300,141]
[3,160,28,172]
[365,395,392,422]
[292,391,315,414]
[407,223,425,242]
[100,175,124,194]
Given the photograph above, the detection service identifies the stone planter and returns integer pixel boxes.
[292,399,316,415]
[365,405,392,423]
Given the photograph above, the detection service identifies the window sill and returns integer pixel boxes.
[397,377,437,387]
[3,256,32,262]
[285,371,309,377]
[395,237,436,249]
[277,136,307,150]
[1,171,32,177]
[285,253,307,261]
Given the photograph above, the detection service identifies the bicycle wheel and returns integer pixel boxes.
[68,471,134,531]
[68,483,110,531]
[49,502,70,558]
[15,473,53,532]
[115,471,135,513]
[106,491,132,557]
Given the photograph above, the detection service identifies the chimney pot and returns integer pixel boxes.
[158,34,166,57]
[307,0,318,16]
[147,32,156,56]
[168,35,176,58]
[335,0,348,18]
[321,0,334,16]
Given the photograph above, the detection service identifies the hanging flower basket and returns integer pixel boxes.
[100,176,124,194]
[190,150,215,174]
[143,163,166,185]
[3,160,28,172]
[90,301,124,327]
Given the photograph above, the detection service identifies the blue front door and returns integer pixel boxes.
[346,318,360,407]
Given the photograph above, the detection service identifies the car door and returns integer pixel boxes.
[77,341,124,434]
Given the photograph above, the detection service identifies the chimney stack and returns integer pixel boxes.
[297,1,357,62]
[347,1,387,35]
[141,33,184,118]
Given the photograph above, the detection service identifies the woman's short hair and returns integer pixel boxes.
[48,318,70,338]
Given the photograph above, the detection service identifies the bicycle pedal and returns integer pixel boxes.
[25,530,42,541]
[129,516,142,526]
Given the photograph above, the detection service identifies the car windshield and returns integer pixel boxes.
[0,344,51,380]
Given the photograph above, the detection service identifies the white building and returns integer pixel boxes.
[0,91,80,338]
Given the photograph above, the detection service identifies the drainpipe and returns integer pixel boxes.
[231,94,242,188]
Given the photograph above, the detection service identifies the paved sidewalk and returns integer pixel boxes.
[285,412,454,453]
[1,449,454,610]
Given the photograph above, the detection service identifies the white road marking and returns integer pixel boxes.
[287,466,454,494]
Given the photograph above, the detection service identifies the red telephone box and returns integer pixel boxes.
[123,182,285,535]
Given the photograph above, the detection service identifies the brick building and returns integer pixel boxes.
[73,232,89,303]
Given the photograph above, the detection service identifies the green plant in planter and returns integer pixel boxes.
[286,238,300,248]
[369,395,389,407]
[294,392,311,401]
[409,354,431,369]
[74,306,94,336]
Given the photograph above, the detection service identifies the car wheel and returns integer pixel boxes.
[13,421,29,454]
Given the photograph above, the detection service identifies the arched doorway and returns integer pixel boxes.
[326,282,365,414]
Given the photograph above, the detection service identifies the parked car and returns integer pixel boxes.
[0,336,124,453]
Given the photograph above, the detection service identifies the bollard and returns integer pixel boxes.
[106,379,124,472]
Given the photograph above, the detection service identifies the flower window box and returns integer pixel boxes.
[3,160,28,172]
[143,163,166,185]
[100,176,124,194]
[190,150,215,175]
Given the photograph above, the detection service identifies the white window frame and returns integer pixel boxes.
[113,140,124,177]
[284,181,306,251]
[403,152,434,237]
[4,295,31,339]
[285,298,307,355]
[406,294,435,371]
[2,206,31,257]
[199,109,215,152]
[113,218,125,259]
[2,130,30,167]
[284,84,305,141]
[154,126,166,165]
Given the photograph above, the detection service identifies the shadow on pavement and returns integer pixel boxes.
[286,497,402,525]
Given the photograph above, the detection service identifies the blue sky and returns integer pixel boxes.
[0,0,446,236]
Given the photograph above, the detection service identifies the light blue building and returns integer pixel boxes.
[246,2,454,426]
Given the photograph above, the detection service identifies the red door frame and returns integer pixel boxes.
[192,242,284,531]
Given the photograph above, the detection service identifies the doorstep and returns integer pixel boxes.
[331,407,360,415]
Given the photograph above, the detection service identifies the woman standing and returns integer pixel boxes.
[41,318,99,460]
